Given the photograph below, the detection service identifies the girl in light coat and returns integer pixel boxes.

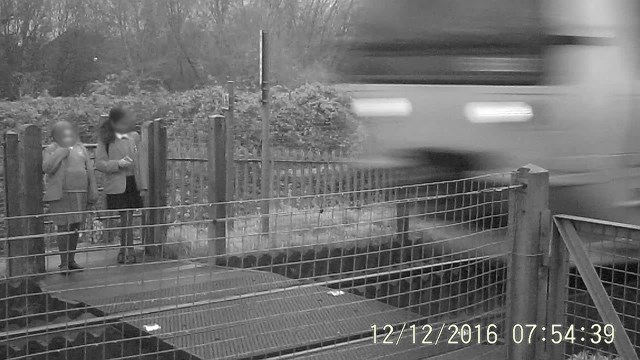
[43,121,98,271]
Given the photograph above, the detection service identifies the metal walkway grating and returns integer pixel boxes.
[35,261,426,359]
[126,285,417,359]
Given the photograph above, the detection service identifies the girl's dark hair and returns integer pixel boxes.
[98,107,126,145]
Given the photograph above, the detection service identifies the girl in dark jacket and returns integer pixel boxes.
[95,107,148,264]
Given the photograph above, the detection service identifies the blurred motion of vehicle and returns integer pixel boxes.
[336,0,640,225]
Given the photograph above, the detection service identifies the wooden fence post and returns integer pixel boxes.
[506,164,549,360]
[225,81,235,231]
[4,126,45,277]
[259,30,273,243]
[142,119,167,256]
[208,115,227,260]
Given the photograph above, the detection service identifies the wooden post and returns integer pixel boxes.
[225,81,235,231]
[4,126,45,277]
[153,119,168,250]
[142,119,167,256]
[207,115,227,260]
[4,130,22,276]
[259,30,273,241]
[141,121,153,254]
[506,164,549,360]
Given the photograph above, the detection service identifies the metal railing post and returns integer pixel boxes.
[259,30,273,244]
[544,224,570,360]
[507,164,549,360]
[207,115,227,261]
[142,119,167,256]
[225,81,235,231]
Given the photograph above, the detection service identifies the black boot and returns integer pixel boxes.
[124,247,137,264]
[68,262,84,270]
[67,224,84,270]
[117,211,136,264]
[117,248,126,264]
[57,227,70,272]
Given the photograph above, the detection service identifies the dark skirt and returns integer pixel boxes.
[106,176,143,210]
[48,192,88,226]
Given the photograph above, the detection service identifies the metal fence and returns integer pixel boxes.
[0,142,390,247]
[553,215,640,360]
[0,173,516,360]
[166,145,394,208]
[3,121,640,359]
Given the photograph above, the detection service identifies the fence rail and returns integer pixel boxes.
[1,174,515,360]
[552,215,640,360]
[2,116,640,359]
[0,142,384,249]
[165,149,393,211]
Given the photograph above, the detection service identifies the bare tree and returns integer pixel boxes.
[0,0,355,97]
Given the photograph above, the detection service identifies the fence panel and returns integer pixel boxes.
[0,173,516,360]
[553,215,640,360]
[555,215,640,359]
[166,146,395,211]
[0,140,396,218]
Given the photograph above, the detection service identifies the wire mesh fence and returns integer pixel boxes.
[1,143,389,252]
[3,123,638,359]
[0,173,516,360]
[556,216,640,360]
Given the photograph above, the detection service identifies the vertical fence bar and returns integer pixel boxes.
[142,120,154,253]
[4,126,46,277]
[535,208,552,359]
[225,81,235,231]
[154,119,168,250]
[396,189,410,244]
[259,30,272,242]
[208,115,227,260]
[22,125,45,275]
[507,164,549,360]
[555,217,639,360]
[4,130,21,276]
[545,225,570,360]
[142,119,167,256]
[153,119,167,253]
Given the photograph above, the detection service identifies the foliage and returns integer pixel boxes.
[0,0,354,99]
[0,82,362,153]
[86,71,169,97]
